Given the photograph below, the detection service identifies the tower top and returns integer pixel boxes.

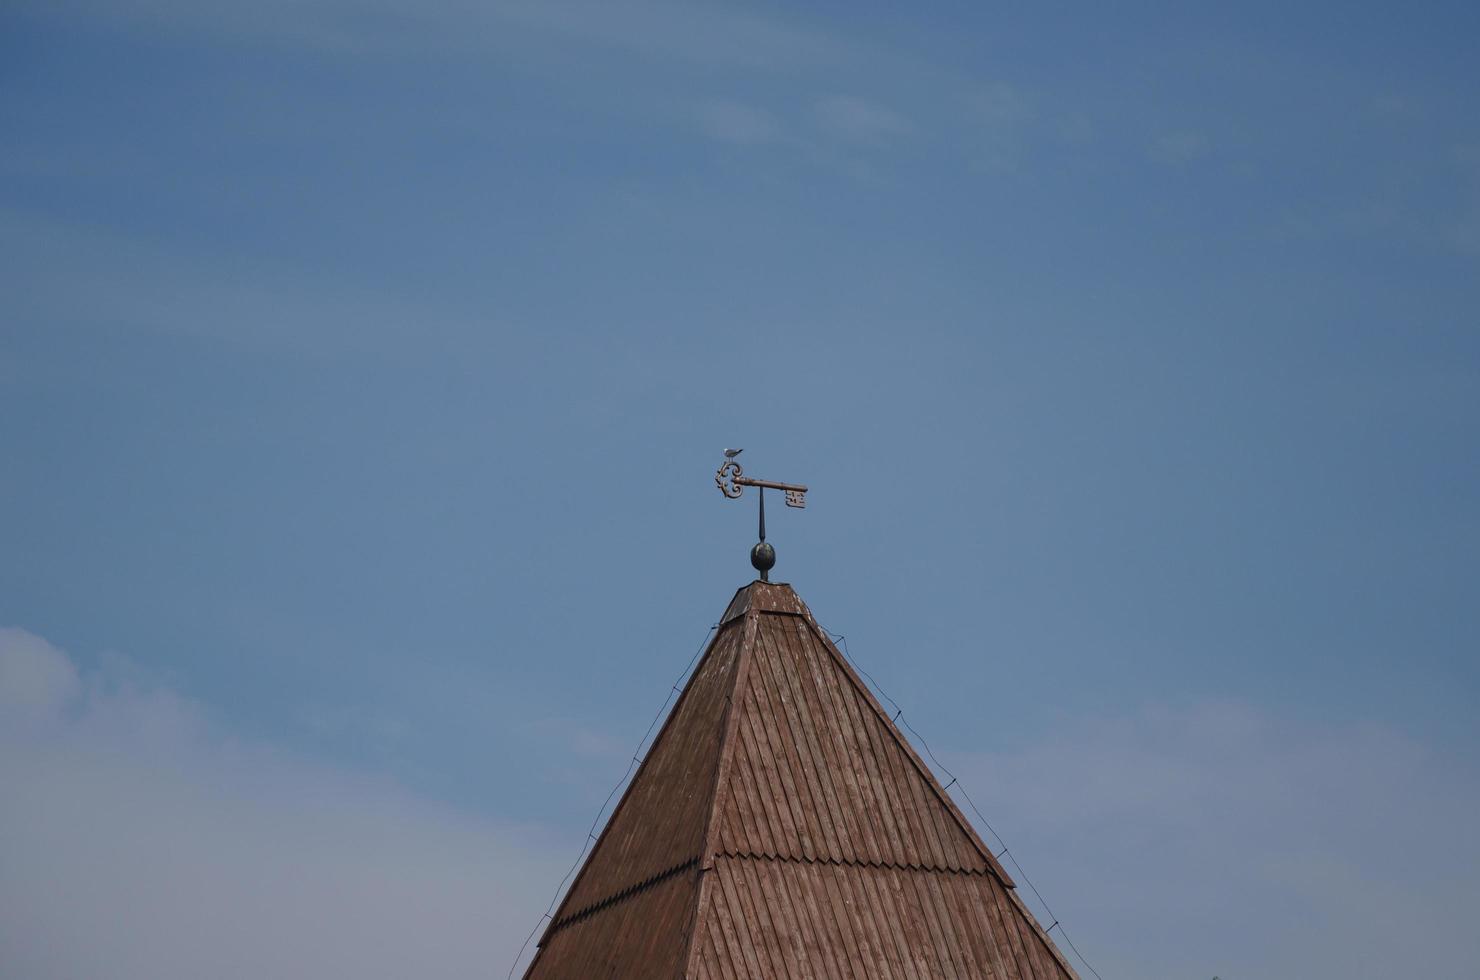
[521,579,1079,979]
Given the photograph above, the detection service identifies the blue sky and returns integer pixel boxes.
[2,2,1478,978]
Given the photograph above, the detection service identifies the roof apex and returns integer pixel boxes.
[718,579,810,625]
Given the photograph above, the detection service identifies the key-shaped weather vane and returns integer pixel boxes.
[715,449,808,581]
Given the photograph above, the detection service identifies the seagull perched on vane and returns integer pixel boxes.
[724,448,743,459]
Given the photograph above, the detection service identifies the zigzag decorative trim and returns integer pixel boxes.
[714,849,991,876]
[546,857,700,933]
[549,847,994,937]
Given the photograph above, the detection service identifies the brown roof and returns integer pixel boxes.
[524,581,1078,980]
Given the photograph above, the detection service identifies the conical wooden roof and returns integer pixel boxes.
[524,581,1078,980]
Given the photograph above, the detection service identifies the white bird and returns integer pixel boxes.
[724,448,744,458]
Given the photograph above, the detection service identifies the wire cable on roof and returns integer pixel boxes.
[821,625,1107,980]
[504,622,719,980]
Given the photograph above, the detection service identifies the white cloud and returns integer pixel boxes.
[0,628,79,717]
[13,626,1471,980]
[0,628,564,980]
[943,702,1480,980]
[814,95,910,145]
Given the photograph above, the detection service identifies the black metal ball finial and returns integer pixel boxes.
[750,541,776,579]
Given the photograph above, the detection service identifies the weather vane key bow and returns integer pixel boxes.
[714,449,808,580]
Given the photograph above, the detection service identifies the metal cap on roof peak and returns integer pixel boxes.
[719,579,808,625]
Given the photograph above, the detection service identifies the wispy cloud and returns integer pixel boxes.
[1444,143,1480,256]
[813,94,910,146]
[1151,128,1212,165]
[1054,113,1096,146]
[0,627,564,980]
[696,99,781,146]
[31,0,857,72]
[966,81,1035,171]
[971,81,1033,127]
[1370,93,1417,120]
[0,209,520,361]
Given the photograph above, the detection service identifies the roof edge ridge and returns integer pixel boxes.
[522,611,744,977]
[678,600,759,978]
[794,605,1020,889]
[793,598,1082,979]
